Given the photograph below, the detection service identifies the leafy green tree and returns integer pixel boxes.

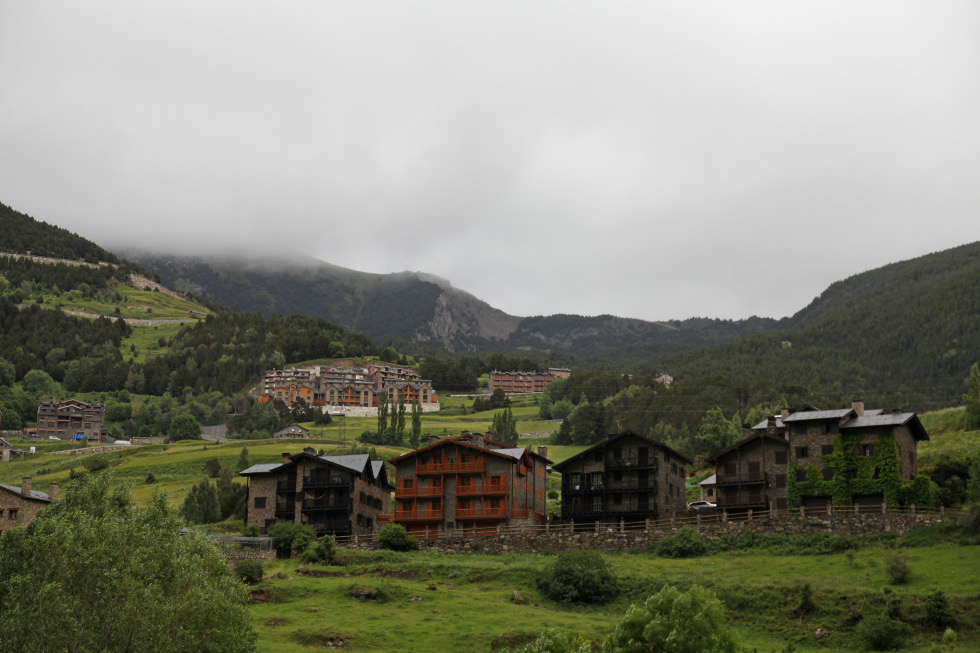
[377,390,389,441]
[267,522,316,558]
[216,467,247,521]
[236,447,250,472]
[0,472,256,652]
[965,362,980,429]
[377,523,418,551]
[328,341,346,358]
[182,478,221,524]
[539,393,553,420]
[21,369,57,398]
[0,358,15,387]
[410,399,423,449]
[491,407,519,446]
[601,585,741,653]
[696,407,740,460]
[395,398,406,444]
[170,413,202,441]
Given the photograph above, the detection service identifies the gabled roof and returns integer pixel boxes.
[0,436,14,449]
[0,484,52,503]
[751,417,785,430]
[699,474,716,487]
[553,430,693,472]
[386,433,553,466]
[783,408,855,422]
[239,452,373,478]
[842,412,929,441]
[708,432,788,463]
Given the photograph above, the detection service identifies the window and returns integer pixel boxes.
[490,475,502,487]
[592,496,602,511]
[821,444,834,456]
[613,494,622,505]
[821,468,834,481]
[8,509,18,520]
[402,478,414,489]
[663,449,670,461]
[796,446,809,459]
[873,467,880,479]
[828,422,840,434]
[796,468,807,482]
[671,463,677,475]
[862,444,875,457]
[793,424,807,437]
[775,474,786,488]
[254,497,266,509]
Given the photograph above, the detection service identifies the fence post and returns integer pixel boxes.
[696,512,701,527]
[645,518,650,531]
[594,521,599,534]
[425,526,430,539]
[546,520,550,534]
[799,506,805,518]
[940,505,945,518]
[854,504,859,515]
[620,519,624,534]
[473,523,477,537]
[882,502,887,515]
[722,509,727,523]
[569,519,574,534]
[354,534,359,545]
[827,502,832,516]
[911,504,916,517]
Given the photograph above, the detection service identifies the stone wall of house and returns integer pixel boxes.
[341,510,953,554]
[222,548,277,563]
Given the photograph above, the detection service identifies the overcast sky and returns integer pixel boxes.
[2,2,978,322]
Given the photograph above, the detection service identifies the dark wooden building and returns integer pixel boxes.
[553,431,691,523]
[240,448,392,537]
[36,398,105,441]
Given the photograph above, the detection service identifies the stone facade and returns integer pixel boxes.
[241,450,392,537]
[36,398,106,441]
[0,478,56,534]
[712,434,789,510]
[555,432,691,522]
[343,510,953,555]
[386,433,550,538]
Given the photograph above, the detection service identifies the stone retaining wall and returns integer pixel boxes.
[223,549,277,563]
[346,511,952,554]
[323,404,441,418]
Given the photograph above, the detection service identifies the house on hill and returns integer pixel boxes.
[273,424,312,439]
[384,433,550,537]
[0,478,57,534]
[36,398,106,441]
[711,401,930,511]
[553,431,691,523]
[240,448,392,537]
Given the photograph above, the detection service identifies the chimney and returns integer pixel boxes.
[767,416,776,435]
[537,446,549,459]
[852,400,865,417]
[21,477,32,497]
[427,435,441,446]
[282,452,291,464]
[780,409,789,419]
[48,483,59,500]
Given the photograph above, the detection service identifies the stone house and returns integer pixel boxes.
[699,474,716,502]
[553,431,691,522]
[713,401,930,511]
[384,433,551,537]
[273,424,312,439]
[240,448,392,537]
[0,478,57,534]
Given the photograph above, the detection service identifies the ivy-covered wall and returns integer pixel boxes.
[786,431,935,508]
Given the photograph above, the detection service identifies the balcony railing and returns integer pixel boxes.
[301,498,353,511]
[605,456,655,470]
[456,483,508,496]
[275,503,296,516]
[416,459,485,474]
[377,513,393,523]
[276,480,297,492]
[717,495,766,508]
[395,485,444,498]
[303,476,352,489]
[455,506,508,519]
[306,521,351,535]
[715,472,766,486]
[392,509,443,521]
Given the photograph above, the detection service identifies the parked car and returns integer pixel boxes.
[687,501,716,510]
[48,436,61,440]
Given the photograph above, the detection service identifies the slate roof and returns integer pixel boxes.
[239,453,372,477]
[843,412,929,441]
[0,483,52,502]
[553,430,693,472]
[751,417,785,430]
[371,461,385,477]
[239,463,281,475]
[708,432,789,463]
[783,409,855,422]
[699,474,716,487]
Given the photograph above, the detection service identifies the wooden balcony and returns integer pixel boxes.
[416,459,485,474]
[377,513,393,523]
[456,506,508,519]
[301,498,352,512]
[303,476,352,489]
[715,472,766,486]
[606,456,656,470]
[456,483,508,497]
[395,485,444,498]
[392,509,443,521]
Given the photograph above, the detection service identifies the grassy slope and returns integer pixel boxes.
[249,544,980,652]
[917,407,980,467]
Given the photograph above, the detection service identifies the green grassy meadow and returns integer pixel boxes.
[247,542,980,652]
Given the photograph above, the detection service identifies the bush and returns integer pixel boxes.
[144,472,156,484]
[602,584,741,652]
[82,455,110,473]
[855,615,911,651]
[654,527,708,558]
[377,524,418,552]
[510,629,593,653]
[884,550,911,585]
[235,560,263,585]
[267,522,317,558]
[302,536,337,565]
[924,590,956,630]
[537,551,617,604]
[242,525,260,537]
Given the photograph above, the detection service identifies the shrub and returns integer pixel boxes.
[795,583,816,622]
[203,458,223,478]
[235,560,263,585]
[144,472,155,484]
[855,615,911,651]
[601,584,741,652]
[537,551,617,604]
[510,629,593,653]
[267,522,317,558]
[377,524,418,552]
[302,536,336,565]
[82,455,110,473]
[654,527,708,558]
[884,550,911,585]
[924,590,955,630]
[242,525,260,537]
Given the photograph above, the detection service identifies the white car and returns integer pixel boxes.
[48,436,61,440]
[687,501,716,510]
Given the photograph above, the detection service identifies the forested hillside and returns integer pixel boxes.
[606,242,980,409]
[0,201,121,263]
